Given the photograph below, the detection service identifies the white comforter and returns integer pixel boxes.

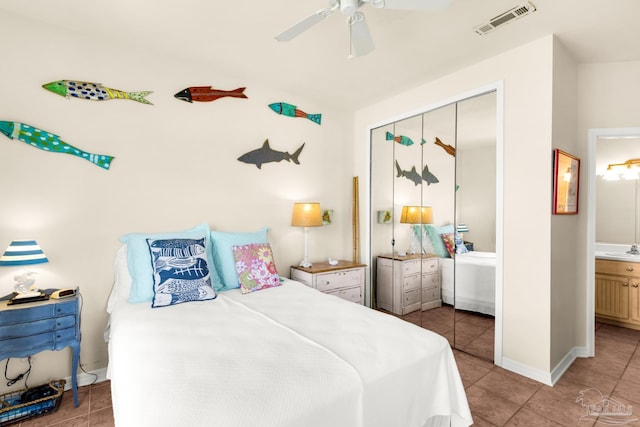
[107,280,472,427]
[441,251,496,316]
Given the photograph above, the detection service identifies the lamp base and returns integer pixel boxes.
[299,258,312,268]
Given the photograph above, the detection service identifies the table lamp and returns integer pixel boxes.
[0,239,49,295]
[400,206,433,254]
[456,223,469,241]
[291,202,323,268]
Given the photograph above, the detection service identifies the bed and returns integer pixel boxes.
[440,251,496,316]
[105,241,473,427]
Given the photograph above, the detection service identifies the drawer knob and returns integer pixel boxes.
[633,283,639,288]
[627,267,634,271]
[623,283,629,287]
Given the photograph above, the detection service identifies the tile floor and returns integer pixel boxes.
[13,320,640,426]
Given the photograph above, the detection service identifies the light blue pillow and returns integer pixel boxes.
[147,238,216,308]
[425,224,454,258]
[120,224,223,303]
[211,227,269,290]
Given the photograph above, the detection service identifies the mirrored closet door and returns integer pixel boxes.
[370,91,497,361]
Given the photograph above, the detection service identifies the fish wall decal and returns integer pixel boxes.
[238,139,305,169]
[174,86,248,103]
[395,160,440,186]
[386,131,414,146]
[0,121,114,170]
[434,137,455,156]
[268,102,321,125]
[42,80,153,105]
[395,160,422,186]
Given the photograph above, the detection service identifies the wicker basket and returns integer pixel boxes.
[0,379,65,426]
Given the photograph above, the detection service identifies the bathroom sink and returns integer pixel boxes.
[604,252,640,257]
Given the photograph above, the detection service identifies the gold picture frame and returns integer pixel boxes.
[553,149,580,215]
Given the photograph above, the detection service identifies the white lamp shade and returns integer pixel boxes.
[0,240,49,266]
[456,223,469,233]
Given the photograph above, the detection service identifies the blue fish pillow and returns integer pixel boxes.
[146,238,217,308]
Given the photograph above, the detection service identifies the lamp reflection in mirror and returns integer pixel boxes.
[456,223,469,241]
[291,203,323,268]
[400,206,433,255]
[0,239,49,294]
[602,158,640,181]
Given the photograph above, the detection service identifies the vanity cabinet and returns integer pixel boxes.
[595,259,640,329]
[376,254,440,315]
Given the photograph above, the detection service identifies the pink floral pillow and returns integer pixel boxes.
[441,233,456,258]
[232,243,280,294]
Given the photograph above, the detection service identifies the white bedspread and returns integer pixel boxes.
[441,251,496,316]
[107,280,472,427]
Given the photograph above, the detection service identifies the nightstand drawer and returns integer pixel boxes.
[0,326,76,357]
[403,288,421,307]
[403,259,422,275]
[422,286,440,303]
[403,274,421,291]
[421,258,438,273]
[0,314,75,339]
[316,268,363,292]
[421,272,439,288]
[326,286,362,304]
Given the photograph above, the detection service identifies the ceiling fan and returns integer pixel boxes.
[275,0,453,58]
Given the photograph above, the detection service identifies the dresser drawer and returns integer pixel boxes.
[421,258,438,273]
[326,286,362,304]
[0,299,77,324]
[403,258,439,275]
[402,274,421,291]
[0,326,76,358]
[403,259,422,275]
[315,268,363,292]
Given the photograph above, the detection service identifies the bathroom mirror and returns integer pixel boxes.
[369,90,497,361]
[596,137,640,244]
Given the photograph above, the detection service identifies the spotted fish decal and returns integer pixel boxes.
[42,80,153,105]
[0,121,114,170]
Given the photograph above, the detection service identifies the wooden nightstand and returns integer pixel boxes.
[290,261,366,304]
[0,292,81,407]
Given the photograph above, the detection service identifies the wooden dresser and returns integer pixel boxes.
[290,260,366,304]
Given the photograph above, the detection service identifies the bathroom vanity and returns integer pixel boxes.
[595,245,640,330]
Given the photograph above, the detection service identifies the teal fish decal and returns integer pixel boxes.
[0,121,114,170]
[386,131,414,146]
[42,80,153,105]
[238,139,305,169]
[268,102,321,125]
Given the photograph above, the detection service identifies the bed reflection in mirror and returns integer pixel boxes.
[370,90,497,362]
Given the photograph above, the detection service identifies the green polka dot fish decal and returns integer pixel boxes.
[42,80,153,105]
[268,102,321,125]
[0,121,114,170]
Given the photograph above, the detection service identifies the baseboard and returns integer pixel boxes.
[501,357,553,386]
[62,367,108,391]
[502,346,587,387]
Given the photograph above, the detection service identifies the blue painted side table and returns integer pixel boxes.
[0,293,81,407]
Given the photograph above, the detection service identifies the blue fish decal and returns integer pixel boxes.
[0,121,114,170]
[238,139,305,169]
[386,131,414,146]
[268,102,321,125]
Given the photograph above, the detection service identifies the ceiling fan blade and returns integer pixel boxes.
[368,0,453,10]
[275,8,334,42]
[348,12,375,58]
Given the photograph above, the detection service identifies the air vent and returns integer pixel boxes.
[474,2,537,35]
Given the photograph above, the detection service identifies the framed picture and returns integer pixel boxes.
[553,149,580,215]
[322,209,334,225]
[377,210,392,224]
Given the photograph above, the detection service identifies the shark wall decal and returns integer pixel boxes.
[238,139,305,169]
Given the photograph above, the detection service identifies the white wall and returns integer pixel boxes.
[0,12,354,393]
[550,38,579,373]
[355,36,556,378]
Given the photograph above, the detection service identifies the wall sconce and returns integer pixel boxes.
[400,206,433,255]
[603,158,640,181]
[291,202,323,268]
[0,239,49,295]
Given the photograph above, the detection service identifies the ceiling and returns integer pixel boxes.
[2,0,639,110]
